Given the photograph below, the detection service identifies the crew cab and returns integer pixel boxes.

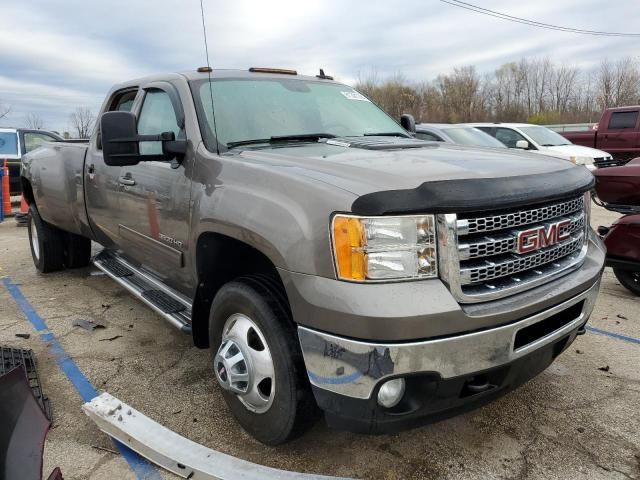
[21,68,604,445]
[466,123,612,171]
[0,127,62,195]
[560,106,640,167]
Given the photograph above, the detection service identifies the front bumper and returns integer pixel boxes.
[299,280,598,401]
[307,324,588,434]
[280,234,605,342]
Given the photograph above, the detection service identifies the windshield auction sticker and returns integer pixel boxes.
[341,91,370,101]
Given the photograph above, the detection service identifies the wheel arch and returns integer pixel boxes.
[21,177,35,206]
[191,231,291,348]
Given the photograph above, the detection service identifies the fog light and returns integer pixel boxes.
[377,378,405,408]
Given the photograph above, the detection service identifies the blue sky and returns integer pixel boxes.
[0,0,638,133]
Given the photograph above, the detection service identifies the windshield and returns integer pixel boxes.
[519,126,571,146]
[192,78,407,148]
[0,131,18,157]
[442,127,506,148]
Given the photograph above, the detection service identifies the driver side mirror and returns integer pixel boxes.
[515,140,530,150]
[400,114,416,133]
[101,111,187,167]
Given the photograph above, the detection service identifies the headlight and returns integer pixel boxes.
[569,155,593,166]
[331,214,437,281]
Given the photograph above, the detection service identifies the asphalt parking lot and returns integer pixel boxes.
[1,204,639,480]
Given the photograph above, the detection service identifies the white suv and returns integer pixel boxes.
[465,123,613,170]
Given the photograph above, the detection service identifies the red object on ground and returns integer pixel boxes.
[0,368,51,480]
[2,160,10,217]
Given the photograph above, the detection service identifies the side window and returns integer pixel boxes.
[137,90,182,155]
[494,128,527,148]
[416,131,443,142]
[608,111,638,130]
[111,90,138,112]
[476,127,494,136]
[24,133,57,153]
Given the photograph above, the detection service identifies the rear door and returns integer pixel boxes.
[85,87,140,247]
[114,82,193,293]
[598,109,640,156]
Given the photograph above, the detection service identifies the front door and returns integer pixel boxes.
[85,88,139,247]
[115,84,193,294]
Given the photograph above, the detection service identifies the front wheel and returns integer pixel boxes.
[613,268,640,296]
[208,276,316,445]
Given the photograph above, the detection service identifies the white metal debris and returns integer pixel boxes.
[82,392,352,480]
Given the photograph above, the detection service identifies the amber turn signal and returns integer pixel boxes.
[332,216,366,281]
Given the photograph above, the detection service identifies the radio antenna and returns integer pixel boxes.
[199,0,219,154]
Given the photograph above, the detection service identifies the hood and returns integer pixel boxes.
[236,137,578,197]
[542,144,610,159]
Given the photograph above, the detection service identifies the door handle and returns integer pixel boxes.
[118,177,136,186]
[87,164,96,180]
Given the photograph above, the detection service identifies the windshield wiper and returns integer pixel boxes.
[269,133,336,142]
[363,132,411,138]
[227,133,336,149]
[226,138,270,148]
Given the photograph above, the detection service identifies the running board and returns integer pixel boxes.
[93,250,192,334]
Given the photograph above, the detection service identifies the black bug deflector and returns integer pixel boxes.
[351,167,595,216]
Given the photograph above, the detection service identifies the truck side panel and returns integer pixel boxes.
[22,142,94,239]
[561,130,597,148]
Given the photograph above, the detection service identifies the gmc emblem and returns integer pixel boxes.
[516,220,572,254]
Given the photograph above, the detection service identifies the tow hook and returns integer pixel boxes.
[462,375,491,396]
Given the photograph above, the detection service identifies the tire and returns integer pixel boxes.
[64,232,91,269]
[613,268,640,296]
[28,205,65,273]
[208,276,316,445]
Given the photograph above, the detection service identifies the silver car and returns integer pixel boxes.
[415,123,507,148]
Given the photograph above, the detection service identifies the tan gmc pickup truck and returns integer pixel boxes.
[21,67,604,444]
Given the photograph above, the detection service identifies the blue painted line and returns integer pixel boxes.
[3,279,48,331]
[307,369,363,385]
[3,277,161,480]
[586,325,640,345]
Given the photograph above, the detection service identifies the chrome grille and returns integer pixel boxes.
[458,196,584,235]
[461,234,584,284]
[460,213,585,260]
[438,195,589,303]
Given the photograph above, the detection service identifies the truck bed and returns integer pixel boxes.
[561,130,597,148]
[21,141,92,239]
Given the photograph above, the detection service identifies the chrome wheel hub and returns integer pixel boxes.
[30,216,40,260]
[215,314,275,414]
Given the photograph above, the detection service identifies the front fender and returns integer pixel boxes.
[189,149,357,279]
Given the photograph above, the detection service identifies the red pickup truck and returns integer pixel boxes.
[561,106,640,167]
